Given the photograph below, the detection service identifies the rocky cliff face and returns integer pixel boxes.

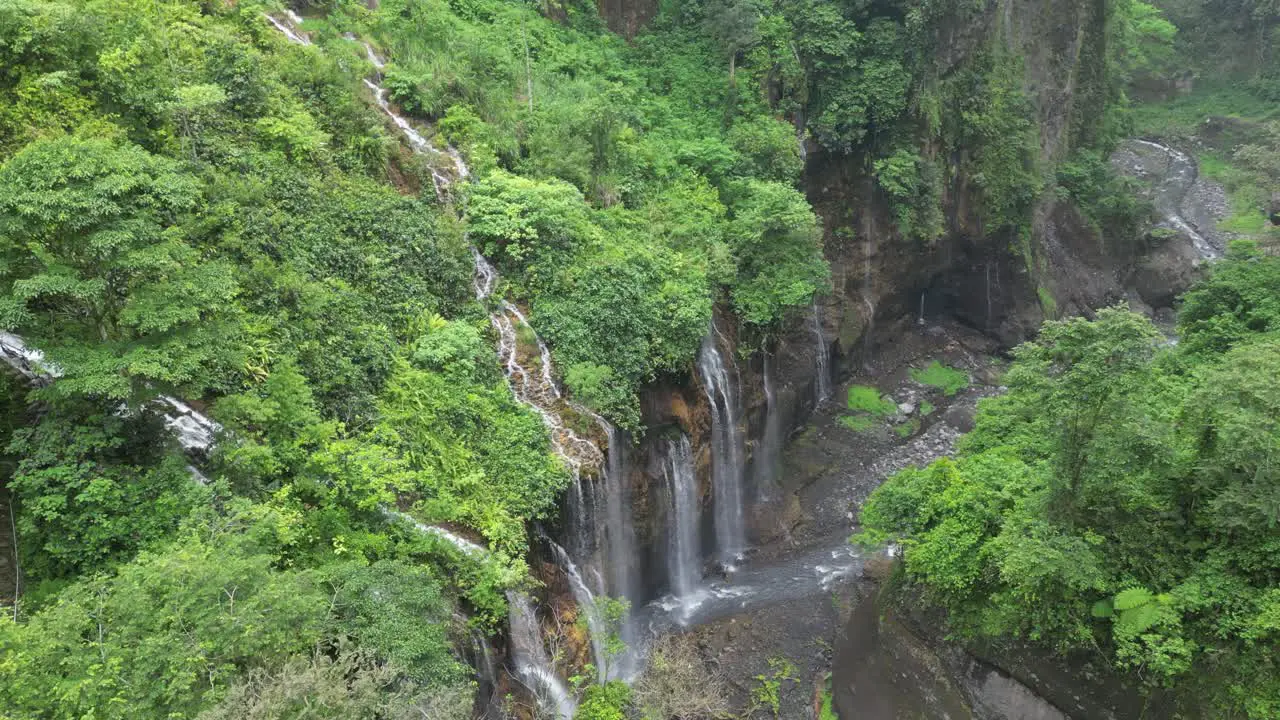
[809,0,1111,356]
[591,0,1222,716]
[616,0,1156,588]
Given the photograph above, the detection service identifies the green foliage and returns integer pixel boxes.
[0,507,329,719]
[910,360,969,396]
[377,358,569,556]
[1111,0,1179,85]
[859,249,1280,715]
[846,385,896,415]
[919,400,936,416]
[1178,240,1280,357]
[323,559,465,684]
[750,656,798,718]
[838,414,879,433]
[576,680,633,720]
[727,180,830,326]
[0,3,527,713]
[8,402,208,582]
[874,147,944,242]
[819,687,837,720]
[1055,149,1153,253]
[894,417,921,438]
[0,136,241,402]
[577,596,632,684]
[947,50,1041,233]
[198,651,473,720]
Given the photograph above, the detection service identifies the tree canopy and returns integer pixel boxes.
[859,242,1280,717]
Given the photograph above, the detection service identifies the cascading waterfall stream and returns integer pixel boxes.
[267,16,631,705]
[811,300,832,403]
[0,333,220,460]
[697,330,746,565]
[506,592,577,720]
[662,435,701,620]
[600,424,640,678]
[1128,139,1225,259]
[263,10,309,45]
[549,540,607,679]
[752,352,782,502]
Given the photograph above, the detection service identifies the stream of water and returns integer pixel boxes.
[812,300,832,402]
[1119,139,1227,260]
[662,434,702,620]
[507,592,577,719]
[698,329,746,566]
[262,16,603,713]
[752,352,783,502]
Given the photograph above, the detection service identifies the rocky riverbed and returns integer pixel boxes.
[642,317,1005,718]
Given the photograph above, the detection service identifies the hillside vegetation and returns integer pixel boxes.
[0,0,1254,717]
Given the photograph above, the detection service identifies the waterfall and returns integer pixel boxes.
[663,435,701,619]
[264,13,607,482]
[548,540,607,679]
[753,352,783,502]
[268,17,616,698]
[386,510,487,557]
[1128,140,1224,259]
[506,592,576,719]
[157,397,220,454]
[0,333,221,458]
[698,330,746,565]
[470,628,499,701]
[263,12,309,45]
[600,425,639,678]
[811,300,831,403]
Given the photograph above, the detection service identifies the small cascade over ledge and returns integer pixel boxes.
[661,434,701,620]
[0,333,221,462]
[811,299,832,403]
[507,592,577,719]
[698,325,746,566]
[751,351,783,502]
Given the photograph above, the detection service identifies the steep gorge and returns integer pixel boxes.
[530,0,1226,717]
[0,0,1229,717]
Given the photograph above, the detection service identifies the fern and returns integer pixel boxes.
[1113,587,1154,611]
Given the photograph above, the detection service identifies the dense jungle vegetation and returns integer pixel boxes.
[0,0,1272,716]
[861,244,1280,717]
[861,2,1280,717]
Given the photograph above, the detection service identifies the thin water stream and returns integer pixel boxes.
[662,435,702,620]
[698,329,746,565]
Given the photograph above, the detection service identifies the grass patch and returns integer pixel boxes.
[838,415,879,433]
[847,385,896,415]
[1037,286,1058,319]
[1129,86,1280,139]
[819,688,837,720]
[920,400,936,416]
[894,417,922,439]
[911,360,969,396]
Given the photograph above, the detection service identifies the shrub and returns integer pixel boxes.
[633,635,730,720]
[839,415,879,433]
[847,386,896,415]
[910,361,969,396]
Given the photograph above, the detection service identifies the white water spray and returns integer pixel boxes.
[811,300,831,402]
[506,592,576,719]
[663,434,701,619]
[697,329,745,565]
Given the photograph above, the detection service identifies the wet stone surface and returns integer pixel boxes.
[645,320,1003,718]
